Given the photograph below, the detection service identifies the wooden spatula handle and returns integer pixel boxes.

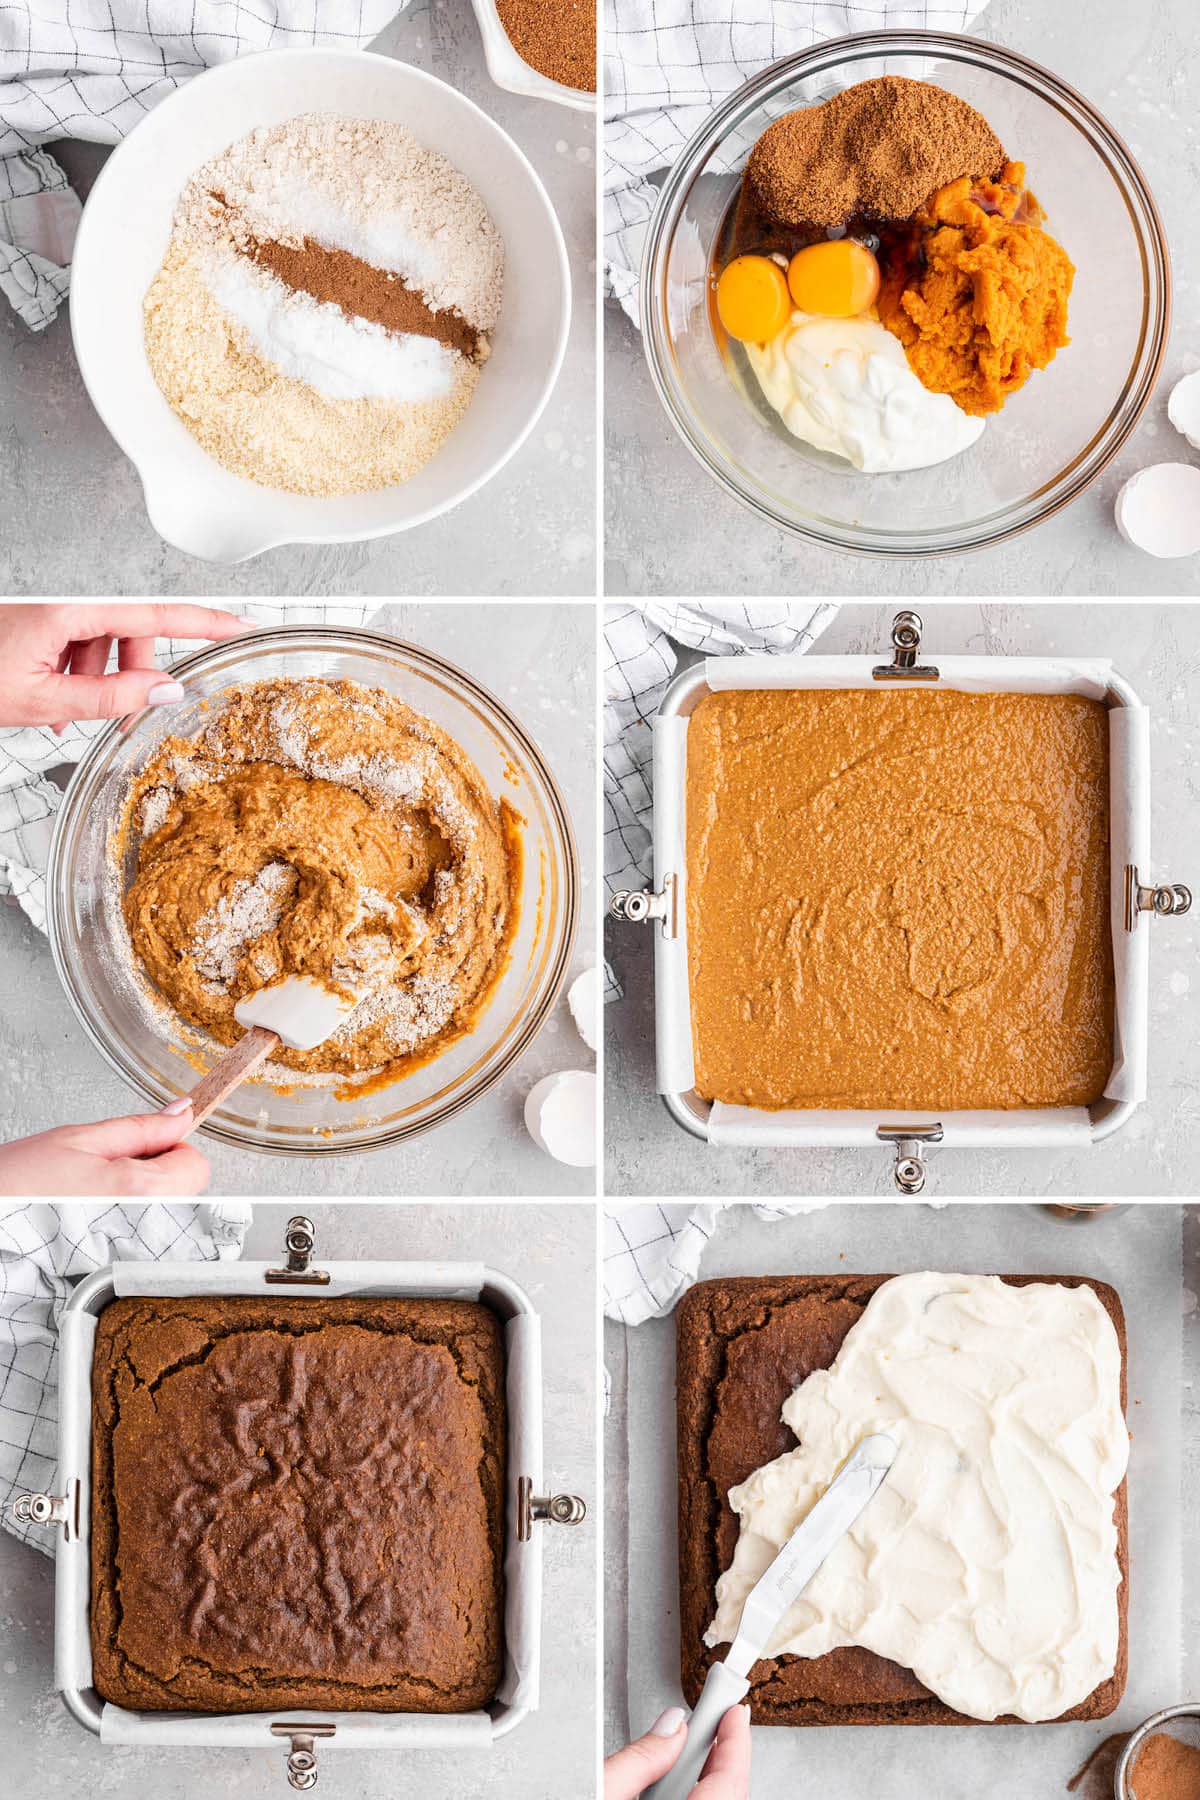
[186,1026,279,1128]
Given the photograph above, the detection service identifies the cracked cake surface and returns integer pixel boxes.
[675,1273,1128,1727]
[90,1295,505,1713]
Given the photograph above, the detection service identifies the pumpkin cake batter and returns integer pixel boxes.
[120,677,521,1095]
[685,688,1114,1110]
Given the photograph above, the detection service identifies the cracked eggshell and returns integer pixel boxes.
[1167,370,1200,450]
[524,1069,597,1167]
[1114,463,1200,558]
[567,967,598,1051]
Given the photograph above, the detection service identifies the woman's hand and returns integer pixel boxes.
[0,1103,209,1197]
[605,1703,751,1800]
[0,603,253,731]
[0,605,242,1188]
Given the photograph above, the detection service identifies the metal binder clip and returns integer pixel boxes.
[271,1724,335,1790]
[1124,865,1192,931]
[872,610,940,682]
[609,872,678,937]
[265,1215,330,1286]
[10,1484,78,1540]
[517,1475,588,1542]
[876,1123,944,1194]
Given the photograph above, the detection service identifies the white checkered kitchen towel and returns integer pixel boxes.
[0,1201,251,1553]
[605,0,993,321]
[0,2,403,329]
[604,1201,828,1324]
[0,601,377,934]
[604,600,837,944]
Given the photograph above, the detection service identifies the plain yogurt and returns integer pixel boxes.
[745,309,984,472]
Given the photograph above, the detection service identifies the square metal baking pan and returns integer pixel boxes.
[611,612,1191,1192]
[12,1214,586,1787]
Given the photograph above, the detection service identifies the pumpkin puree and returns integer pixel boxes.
[878,160,1074,416]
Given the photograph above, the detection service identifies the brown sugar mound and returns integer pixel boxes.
[746,75,1004,228]
[877,161,1074,416]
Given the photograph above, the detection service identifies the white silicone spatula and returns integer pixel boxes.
[644,1433,897,1800]
[183,975,360,1127]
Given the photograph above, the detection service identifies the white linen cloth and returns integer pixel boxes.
[0,1,402,328]
[605,0,992,322]
[0,1201,251,1553]
[604,1201,828,1323]
[0,601,376,934]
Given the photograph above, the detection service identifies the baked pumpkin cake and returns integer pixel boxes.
[91,1295,505,1713]
[676,1273,1129,1727]
[685,688,1115,1110]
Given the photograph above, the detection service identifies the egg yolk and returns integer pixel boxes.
[787,240,881,317]
[715,255,791,343]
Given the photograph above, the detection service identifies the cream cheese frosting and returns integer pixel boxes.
[706,1272,1127,1723]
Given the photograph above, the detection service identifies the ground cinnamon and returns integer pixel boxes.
[1068,1733,1133,1796]
[244,233,483,360]
[747,75,1004,228]
[495,0,596,92]
[1130,1733,1200,1799]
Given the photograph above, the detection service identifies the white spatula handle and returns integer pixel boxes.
[643,1662,750,1800]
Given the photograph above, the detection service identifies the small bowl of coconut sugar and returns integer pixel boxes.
[69,47,570,562]
[468,0,596,112]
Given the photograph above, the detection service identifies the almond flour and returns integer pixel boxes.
[143,114,504,496]
[137,787,172,836]
[192,861,297,989]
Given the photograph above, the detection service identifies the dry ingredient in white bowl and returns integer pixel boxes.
[144,113,504,496]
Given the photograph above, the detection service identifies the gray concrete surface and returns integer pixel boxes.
[0,1200,597,1799]
[0,602,598,1197]
[604,602,1200,1198]
[605,1202,1196,1796]
[0,3,596,598]
[605,0,1200,596]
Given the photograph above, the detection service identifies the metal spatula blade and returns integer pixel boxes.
[645,1432,897,1800]
[723,1431,897,1679]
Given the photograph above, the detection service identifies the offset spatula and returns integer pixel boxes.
[646,1432,897,1800]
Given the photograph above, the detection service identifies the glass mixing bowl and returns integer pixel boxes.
[641,31,1170,557]
[47,627,578,1156]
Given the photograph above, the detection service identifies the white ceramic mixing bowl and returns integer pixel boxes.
[69,47,571,563]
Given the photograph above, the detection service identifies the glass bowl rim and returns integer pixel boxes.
[46,623,580,1157]
[640,27,1172,559]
